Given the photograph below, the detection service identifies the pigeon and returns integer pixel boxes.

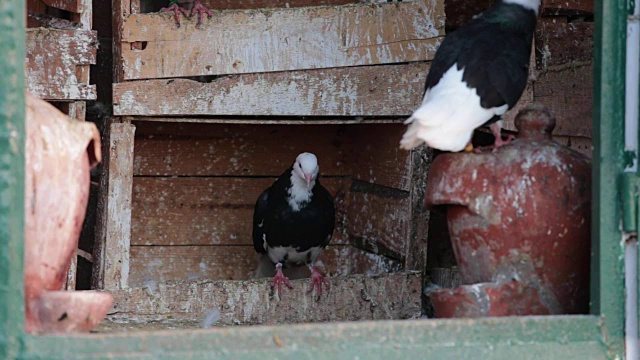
[400,0,540,152]
[161,0,212,28]
[252,152,335,298]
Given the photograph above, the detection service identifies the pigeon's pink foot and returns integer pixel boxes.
[308,265,330,298]
[161,3,190,27]
[191,0,213,28]
[272,263,292,298]
[474,122,515,153]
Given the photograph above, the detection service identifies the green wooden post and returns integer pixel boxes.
[592,0,627,356]
[0,0,26,358]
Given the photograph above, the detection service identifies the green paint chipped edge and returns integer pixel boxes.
[591,0,627,358]
[0,0,26,358]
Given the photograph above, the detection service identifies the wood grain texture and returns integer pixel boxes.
[128,245,402,286]
[553,136,593,158]
[139,0,362,13]
[405,146,431,272]
[443,0,492,30]
[127,117,406,125]
[350,124,413,191]
[132,123,353,176]
[533,63,593,138]
[130,177,350,246]
[25,29,97,100]
[108,272,422,324]
[541,0,594,16]
[535,21,593,70]
[119,0,444,80]
[92,122,136,290]
[113,63,429,116]
[41,0,79,12]
[346,186,410,262]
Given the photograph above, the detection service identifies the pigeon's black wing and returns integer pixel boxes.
[422,22,467,91]
[252,189,270,254]
[485,44,530,109]
[423,4,536,111]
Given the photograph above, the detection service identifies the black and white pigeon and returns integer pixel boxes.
[400,0,540,152]
[252,152,335,298]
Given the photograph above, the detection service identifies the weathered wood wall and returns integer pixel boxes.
[112,0,444,116]
[95,0,443,292]
[119,1,443,81]
[503,4,594,158]
[127,122,421,287]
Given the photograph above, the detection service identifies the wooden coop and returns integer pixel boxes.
[90,0,444,325]
[24,0,595,328]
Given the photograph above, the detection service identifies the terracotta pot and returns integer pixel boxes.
[24,92,113,333]
[430,280,553,318]
[426,104,591,315]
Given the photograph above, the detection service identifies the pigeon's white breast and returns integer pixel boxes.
[268,246,323,265]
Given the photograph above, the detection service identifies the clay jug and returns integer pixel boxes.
[24,92,113,333]
[426,104,591,315]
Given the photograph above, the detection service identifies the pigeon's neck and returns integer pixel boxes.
[287,172,315,212]
[484,2,538,38]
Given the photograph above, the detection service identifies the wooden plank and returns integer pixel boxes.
[67,101,87,121]
[108,272,422,324]
[129,117,406,125]
[74,0,92,30]
[113,63,429,116]
[113,0,131,83]
[120,0,444,80]
[533,63,593,138]
[27,11,81,29]
[41,0,80,13]
[535,21,593,70]
[139,0,361,13]
[129,245,257,284]
[92,122,136,290]
[128,244,401,286]
[405,146,431,272]
[346,184,410,262]
[541,0,594,16]
[444,0,492,30]
[554,136,593,158]
[25,29,98,100]
[350,123,413,191]
[132,123,352,176]
[26,0,47,28]
[130,177,350,246]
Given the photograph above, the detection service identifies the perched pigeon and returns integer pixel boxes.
[252,152,335,298]
[161,0,212,28]
[400,0,540,152]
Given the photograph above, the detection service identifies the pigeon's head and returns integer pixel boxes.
[503,0,541,14]
[293,152,319,187]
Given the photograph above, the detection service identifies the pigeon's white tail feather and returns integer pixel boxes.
[400,65,509,152]
[399,118,425,150]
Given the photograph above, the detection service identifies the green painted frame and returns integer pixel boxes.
[0,0,628,358]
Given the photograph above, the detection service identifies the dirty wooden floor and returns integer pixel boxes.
[94,272,423,333]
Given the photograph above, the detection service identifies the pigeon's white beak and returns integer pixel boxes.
[304,173,312,186]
